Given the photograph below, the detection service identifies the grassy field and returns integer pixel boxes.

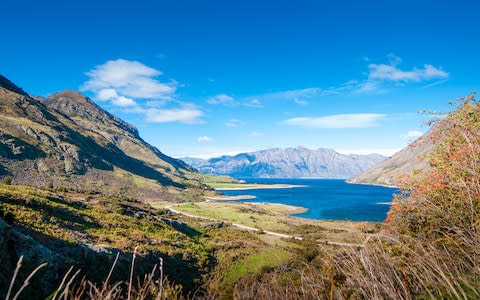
[224,249,291,282]
[0,183,301,298]
[152,201,379,245]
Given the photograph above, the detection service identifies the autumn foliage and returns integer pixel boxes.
[388,94,480,241]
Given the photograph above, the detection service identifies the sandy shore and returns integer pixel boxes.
[248,202,309,215]
[205,195,257,201]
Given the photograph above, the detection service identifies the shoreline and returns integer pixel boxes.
[221,199,385,224]
[207,179,392,223]
[215,184,307,191]
[346,180,399,189]
[244,201,309,215]
[205,195,257,201]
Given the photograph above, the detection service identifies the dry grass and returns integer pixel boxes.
[6,251,185,300]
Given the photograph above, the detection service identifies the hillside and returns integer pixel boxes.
[349,128,435,186]
[0,75,207,201]
[183,146,386,179]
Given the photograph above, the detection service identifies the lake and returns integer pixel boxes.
[220,178,399,222]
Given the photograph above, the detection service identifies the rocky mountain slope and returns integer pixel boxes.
[0,75,207,201]
[349,129,435,186]
[182,147,386,179]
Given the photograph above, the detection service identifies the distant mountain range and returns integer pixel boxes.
[0,74,207,201]
[182,147,386,179]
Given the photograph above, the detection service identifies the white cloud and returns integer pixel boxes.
[96,88,118,101]
[145,105,204,124]
[282,113,385,128]
[368,63,448,82]
[266,88,329,102]
[82,59,206,124]
[201,55,449,110]
[420,79,449,89]
[248,131,264,137]
[273,88,323,99]
[348,55,448,94]
[82,59,175,99]
[207,94,236,105]
[353,81,383,94]
[225,118,245,127]
[111,96,137,107]
[403,130,424,138]
[207,95,265,108]
[197,136,213,143]
[294,98,308,105]
[245,98,263,108]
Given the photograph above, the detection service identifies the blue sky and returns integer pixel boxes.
[1,0,479,158]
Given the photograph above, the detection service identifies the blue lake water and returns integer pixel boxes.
[220,179,399,222]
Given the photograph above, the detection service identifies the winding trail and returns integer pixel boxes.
[317,240,364,248]
[166,205,304,240]
[166,205,366,247]
[167,205,364,247]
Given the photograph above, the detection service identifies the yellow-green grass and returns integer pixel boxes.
[199,173,238,184]
[225,249,291,282]
[113,167,162,189]
[0,184,210,258]
[257,233,303,249]
[170,201,379,244]
[0,183,303,296]
[174,202,294,233]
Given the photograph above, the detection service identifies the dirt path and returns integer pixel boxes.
[166,206,304,240]
[166,205,366,247]
[317,240,364,248]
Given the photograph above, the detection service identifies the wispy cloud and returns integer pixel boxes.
[225,118,245,127]
[282,113,386,128]
[368,63,448,82]
[244,98,263,108]
[402,130,424,138]
[145,105,204,124]
[419,78,449,89]
[207,94,264,108]
[197,135,213,143]
[238,54,450,104]
[82,59,205,124]
[248,131,264,137]
[255,88,331,105]
[207,94,236,106]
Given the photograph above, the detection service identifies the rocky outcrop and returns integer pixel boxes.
[0,74,207,200]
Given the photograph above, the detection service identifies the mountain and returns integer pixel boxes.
[0,74,206,201]
[349,129,435,186]
[182,146,386,179]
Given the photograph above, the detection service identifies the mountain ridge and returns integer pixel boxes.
[0,74,207,201]
[182,146,386,179]
[349,128,435,186]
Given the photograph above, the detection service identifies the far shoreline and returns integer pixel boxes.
[214,184,307,191]
[346,180,399,189]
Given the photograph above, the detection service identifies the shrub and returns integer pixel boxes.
[1,176,13,185]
